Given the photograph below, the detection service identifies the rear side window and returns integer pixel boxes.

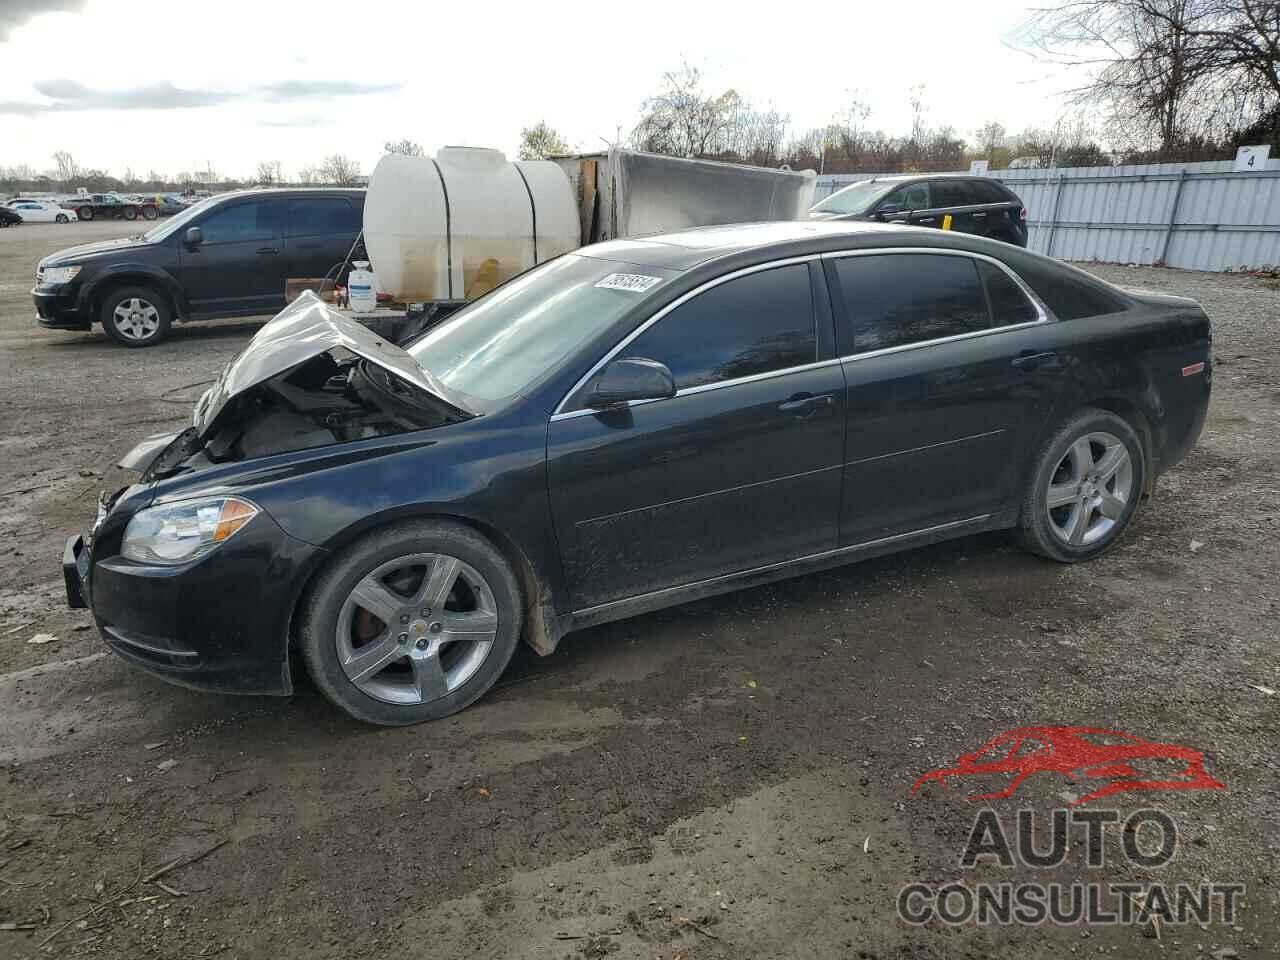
[832,254,990,353]
[969,180,1010,204]
[287,198,361,237]
[979,262,1038,325]
[625,264,816,389]
[1014,259,1128,320]
[197,201,279,244]
[929,180,969,207]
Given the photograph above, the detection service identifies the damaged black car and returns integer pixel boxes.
[62,222,1212,725]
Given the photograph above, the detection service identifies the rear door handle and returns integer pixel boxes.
[1012,350,1058,369]
[778,393,836,417]
[972,211,987,218]
[256,246,279,255]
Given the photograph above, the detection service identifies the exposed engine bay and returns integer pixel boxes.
[203,349,467,461]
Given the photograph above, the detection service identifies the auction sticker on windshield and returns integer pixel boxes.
[594,273,664,293]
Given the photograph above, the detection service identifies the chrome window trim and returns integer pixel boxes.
[822,247,1052,363]
[550,254,821,421]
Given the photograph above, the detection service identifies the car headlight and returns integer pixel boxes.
[41,265,81,285]
[121,496,259,564]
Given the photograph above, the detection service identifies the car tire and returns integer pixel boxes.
[55,213,69,224]
[141,206,158,221]
[298,520,524,726]
[100,285,173,347]
[77,206,93,221]
[1017,408,1146,563]
[123,206,138,221]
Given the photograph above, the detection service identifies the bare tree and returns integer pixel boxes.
[318,154,360,185]
[517,122,569,160]
[256,160,283,185]
[974,120,1008,159]
[384,139,425,157]
[632,63,743,158]
[296,165,319,185]
[52,150,77,188]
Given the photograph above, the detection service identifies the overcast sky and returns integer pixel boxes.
[0,0,1076,180]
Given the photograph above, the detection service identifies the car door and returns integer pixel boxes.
[907,179,974,234]
[178,197,287,317]
[546,260,847,611]
[283,195,363,283]
[825,250,1064,544]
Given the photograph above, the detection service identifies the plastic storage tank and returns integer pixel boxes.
[363,146,579,302]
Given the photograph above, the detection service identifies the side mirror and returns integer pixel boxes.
[876,201,902,218]
[184,226,204,247]
[585,357,676,409]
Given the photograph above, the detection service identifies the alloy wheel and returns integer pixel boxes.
[112,297,161,340]
[1045,431,1134,546]
[335,552,498,705]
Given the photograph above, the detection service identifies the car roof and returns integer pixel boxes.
[580,220,1005,271]
[205,187,366,204]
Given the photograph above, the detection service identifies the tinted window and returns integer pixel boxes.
[197,201,278,244]
[833,254,990,353]
[883,182,929,211]
[969,180,1010,204]
[979,262,1038,325]
[1014,258,1128,320]
[624,264,815,390]
[930,180,969,207]
[287,198,361,237]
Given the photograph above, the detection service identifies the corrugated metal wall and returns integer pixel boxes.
[812,159,1280,271]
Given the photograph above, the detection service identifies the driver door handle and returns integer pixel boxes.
[1012,350,1058,369]
[916,216,937,224]
[256,246,279,255]
[778,393,836,418]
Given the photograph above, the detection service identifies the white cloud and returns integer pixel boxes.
[0,0,1074,180]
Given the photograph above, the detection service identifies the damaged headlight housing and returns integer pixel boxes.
[121,496,259,564]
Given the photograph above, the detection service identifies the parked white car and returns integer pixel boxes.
[9,201,77,224]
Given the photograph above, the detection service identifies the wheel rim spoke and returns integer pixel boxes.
[342,633,402,683]
[350,575,403,624]
[415,556,460,610]
[1097,490,1127,520]
[442,609,498,638]
[412,653,450,701]
[1046,483,1077,508]
[1066,502,1092,545]
[1068,437,1094,478]
[1095,443,1128,482]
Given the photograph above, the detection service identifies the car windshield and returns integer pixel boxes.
[407,254,672,403]
[811,180,900,216]
[142,195,219,241]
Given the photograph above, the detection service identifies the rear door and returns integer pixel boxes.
[178,197,287,317]
[826,250,1064,544]
[547,260,846,610]
[283,195,363,284]
[908,179,973,235]
[965,179,1023,242]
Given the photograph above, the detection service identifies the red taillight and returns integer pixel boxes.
[1182,361,1205,377]
[1019,206,1027,221]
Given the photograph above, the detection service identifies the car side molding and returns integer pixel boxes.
[567,512,1007,632]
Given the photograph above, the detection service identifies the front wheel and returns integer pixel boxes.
[55,213,69,224]
[1017,408,1146,563]
[100,285,173,347]
[299,520,524,725]
[123,206,138,221]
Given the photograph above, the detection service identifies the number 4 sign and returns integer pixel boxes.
[1234,144,1270,172]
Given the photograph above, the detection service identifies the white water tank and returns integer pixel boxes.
[363,147,579,302]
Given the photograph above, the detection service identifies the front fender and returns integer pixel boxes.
[79,264,188,318]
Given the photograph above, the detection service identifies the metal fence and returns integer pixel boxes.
[813,159,1280,272]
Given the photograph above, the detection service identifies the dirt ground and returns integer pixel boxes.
[0,219,1275,960]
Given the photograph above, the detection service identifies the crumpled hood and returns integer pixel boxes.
[192,291,467,435]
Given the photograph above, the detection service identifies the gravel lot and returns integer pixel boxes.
[0,219,1276,960]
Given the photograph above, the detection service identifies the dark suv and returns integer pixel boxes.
[809,175,1027,247]
[33,188,364,347]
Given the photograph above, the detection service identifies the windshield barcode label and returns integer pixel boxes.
[595,273,663,293]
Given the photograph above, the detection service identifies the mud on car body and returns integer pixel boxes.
[62,222,1213,725]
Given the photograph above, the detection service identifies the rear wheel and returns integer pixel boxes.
[77,206,93,221]
[1017,408,1145,562]
[100,285,173,347]
[299,520,523,725]
[141,205,158,220]
[123,206,138,221]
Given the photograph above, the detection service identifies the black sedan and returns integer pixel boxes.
[62,222,1212,725]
